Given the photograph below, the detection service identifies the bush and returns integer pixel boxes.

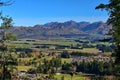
[61,50,70,58]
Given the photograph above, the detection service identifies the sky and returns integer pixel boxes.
[0,0,109,26]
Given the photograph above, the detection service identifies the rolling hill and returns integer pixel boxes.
[9,20,111,39]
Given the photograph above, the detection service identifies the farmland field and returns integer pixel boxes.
[3,37,114,79]
[54,74,86,80]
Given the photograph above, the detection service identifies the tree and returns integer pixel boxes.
[0,0,14,6]
[0,14,17,80]
[0,0,16,79]
[96,0,120,74]
[61,50,70,58]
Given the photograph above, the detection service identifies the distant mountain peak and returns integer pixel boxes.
[64,20,76,23]
[10,21,111,39]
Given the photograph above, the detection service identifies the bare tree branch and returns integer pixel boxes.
[0,0,14,6]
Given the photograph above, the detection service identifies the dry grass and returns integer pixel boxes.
[17,66,34,71]
[66,48,99,54]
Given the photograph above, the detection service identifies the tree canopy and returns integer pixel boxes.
[96,0,120,73]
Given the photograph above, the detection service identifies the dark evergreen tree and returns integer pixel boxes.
[96,0,120,74]
[61,50,70,58]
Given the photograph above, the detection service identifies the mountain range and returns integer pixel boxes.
[9,20,112,39]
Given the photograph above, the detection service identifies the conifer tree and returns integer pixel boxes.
[0,13,16,80]
[0,0,16,79]
[96,0,120,74]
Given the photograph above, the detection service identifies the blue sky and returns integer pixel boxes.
[0,0,108,26]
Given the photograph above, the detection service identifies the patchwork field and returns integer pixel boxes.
[3,38,113,79]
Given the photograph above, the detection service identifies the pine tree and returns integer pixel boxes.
[96,0,120,74]
[0,14,17,80]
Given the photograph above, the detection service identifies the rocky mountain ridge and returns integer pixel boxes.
[9,20,111,38]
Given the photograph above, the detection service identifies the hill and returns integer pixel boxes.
[9,21,111,39]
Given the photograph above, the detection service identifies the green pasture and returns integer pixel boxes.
[61,58,71,64]
[13,38,79,46]
[54,74,86,80]
[18,66,34,71]
[66,48,99,54]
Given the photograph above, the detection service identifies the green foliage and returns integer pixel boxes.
[61,50,70,58]
[6,33,17,41]
[37,57,62,74]
[0,15,14,41]
[62,63,72,71]
[75,60,114,75]
[0,15,13,30]
[96,0,120,73]
[71,51,91,56]
[0,13,17,79]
